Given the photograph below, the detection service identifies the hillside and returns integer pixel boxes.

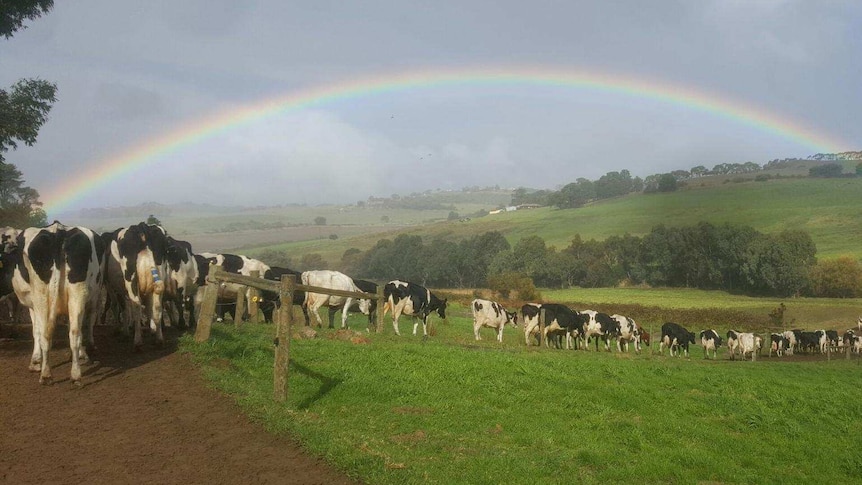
[243,177,862,264]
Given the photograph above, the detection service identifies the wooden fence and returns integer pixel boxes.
[193,265,386,402]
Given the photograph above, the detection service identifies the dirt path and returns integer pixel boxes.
[0,326,359,485]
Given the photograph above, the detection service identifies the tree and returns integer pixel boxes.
[313,216,326,226]
[0,160,45,227]
[657,174,678,192]
[1,1,56,228]
[856,162,862,177]
[809,163,844,178]
[146,214,161,225]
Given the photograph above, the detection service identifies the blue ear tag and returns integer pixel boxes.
[151,267,161,282]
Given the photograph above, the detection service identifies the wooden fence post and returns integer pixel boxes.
[273,274,295,403]
[235,284,246,328]
[248,270,260,322]
[375,285,385,333]
[194,265,223,342]
[539,308,546,348]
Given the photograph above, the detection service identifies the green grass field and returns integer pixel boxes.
[182,294,862,484]
[247,177,862,263]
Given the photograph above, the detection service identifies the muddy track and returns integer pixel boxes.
[0,325,358,485]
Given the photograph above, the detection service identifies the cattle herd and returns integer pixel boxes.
[471,300,862,361]
[0,221,860,387]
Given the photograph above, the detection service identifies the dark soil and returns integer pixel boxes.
[0,324,359,485]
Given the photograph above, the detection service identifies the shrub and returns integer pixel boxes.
[487,272,541,301]
[807,256,862,298]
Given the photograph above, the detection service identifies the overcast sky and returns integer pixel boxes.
[2,0,860,216]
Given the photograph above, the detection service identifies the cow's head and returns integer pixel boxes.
[507,311,518,326]
[436,299,447,320]
[687,331,696,345]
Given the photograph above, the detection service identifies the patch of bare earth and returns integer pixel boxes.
[0,326,359,485]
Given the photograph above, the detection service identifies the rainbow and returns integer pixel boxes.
[42,65,853,214]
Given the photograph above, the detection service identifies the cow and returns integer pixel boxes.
[384,280,447,337]
[521,303,542,346]
[726,330,742,360]
[471,299,517,342]
[858,317,862,333]
[659,322,695,357]
[3,222,105,385]
[163,236,198,329]
[798,331,819,353]
[115,222,169,350]
[814,330,828,353]
[256,266,309,324]
[700,329,722,359]
[198,252,270,322]
[737,333,762,361]
[612,314,642,353]
[782,330,797,355]
[536,303,586,350]
[769,333,788,357]
[854,336,862,354]
[638,323,651,348]
[303,270,370,329]
[825,330,839,352]
[580,310,619,351]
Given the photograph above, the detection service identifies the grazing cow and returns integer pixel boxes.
[769,333,789,357]
[580,310,619,351]
[163,236,198,329]
[537,303,586,350]
[199,252,270,322]
[638,323,651,348]
[384,280,447,336]
[659,322,695,357]
[3,222,105,384]
[472,299,518,342]
[726,330,742,360]
[700,329,722,359]
[737,333,762,361]
[303,270,370,329]
[612,314,642,352]
[115,222,169,350]
[256,266,309,324]
[352,279,379,328]
[521,303,542,346]
[854,336,862,354]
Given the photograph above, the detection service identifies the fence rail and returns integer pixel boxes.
[193,265,386,402]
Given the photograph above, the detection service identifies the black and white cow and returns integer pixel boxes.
[303,270,370,329]
[539,303,586,349]
[257,266,308,324]
[384,280,447,336]
[2,222,105,384]
[521,303,542,346]
[352,279,379,329]
[471,298,517,342]
[580,310,619,351]
[115,222,169,350]
[726,330,742,360]
[163,236,198,329]
[198,252,270,322]
[769,333,788,357]
[782,330,797,355]
[798,331,819,353]
[825,330,839,352]
[700,329,722,359]
[611,314,641,353]
[659,322,695,357]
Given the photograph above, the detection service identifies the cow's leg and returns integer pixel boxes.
[413,316,420,336]
[37,309,56,385]
[132,303,145,351]
[497,325,504,343]
[327,305,338,329]
[341,298,352,328]
[67,302,86,385]
[28,308,41,371]
[176,288,186,329]
[474,321,481,341]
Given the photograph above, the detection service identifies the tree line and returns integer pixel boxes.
[333,222,862,298]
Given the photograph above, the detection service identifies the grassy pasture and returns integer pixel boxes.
[182,295,862,484]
